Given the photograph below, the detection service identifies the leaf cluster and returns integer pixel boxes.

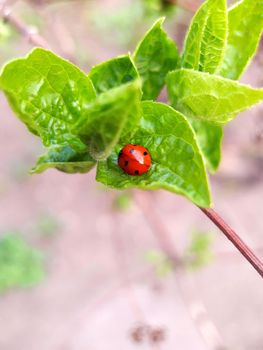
[1,0,263,207]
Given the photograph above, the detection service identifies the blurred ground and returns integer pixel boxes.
[0,1,263,350]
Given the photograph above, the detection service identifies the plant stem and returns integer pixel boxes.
[134,191,226,350]
[0,4,50,48]
[200,207,263,278]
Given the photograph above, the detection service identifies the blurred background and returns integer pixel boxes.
[0,0,263,349]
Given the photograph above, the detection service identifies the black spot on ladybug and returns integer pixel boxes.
[125,160,129,166]
[118,150,123,156]
[134,170,139,175]
[129,149,135,154]
[143,151,148,156]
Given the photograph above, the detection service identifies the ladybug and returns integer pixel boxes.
[118,144,151,176]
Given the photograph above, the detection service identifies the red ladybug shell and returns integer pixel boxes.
[118,144,151,176]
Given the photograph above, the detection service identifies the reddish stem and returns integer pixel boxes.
[200,207,263,278]
[0,5,50,48]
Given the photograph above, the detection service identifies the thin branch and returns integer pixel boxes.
[134,191,227,350]
[0,4,50,48]
[200,207,263,278]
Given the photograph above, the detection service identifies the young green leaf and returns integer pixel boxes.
[134,18,179,100]
[89,55,141,141]
[220,0,263,80]
[0,48,96,148]
[180,0,227,172]
[181,0,227,74]
[89,55,139,94]
[31,145,96,174]
[73,80,142,160]
[96,101,211,208]
[0,48,142,167]
[167,69,263,125]
[189,119,223,172]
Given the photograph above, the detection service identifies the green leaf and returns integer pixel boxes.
[220,0,263,80]
[89,55,139,94]
[134,18,179,100]
[34,212,61,237]
[167,69,263,125]
[0,48,142,169]
[145,249,173,277]
[73,80,142,160]
[0,233,44,292]
[112,192,132,211]
[189,119,223,173]
[142,0,176,17]
[0,48,96,148]
[185,230,214,270]
[181,0,227,74]
[96,101,211,208]
[180,0,227,172]
[31,145,96,174]
[89,55,141,142]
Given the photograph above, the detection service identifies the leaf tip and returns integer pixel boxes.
[153,17,166,29]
